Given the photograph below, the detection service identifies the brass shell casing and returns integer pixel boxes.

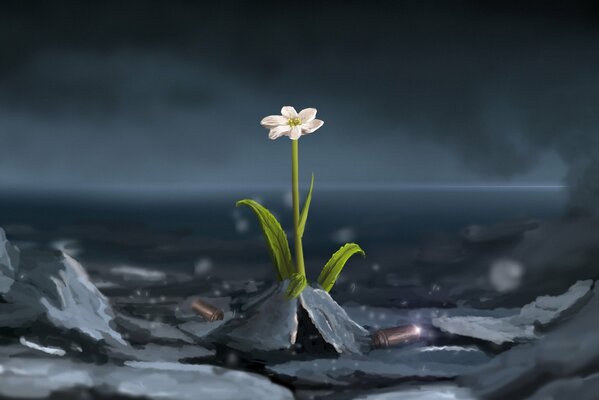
[191,298,224,322]
[371,324,421,349]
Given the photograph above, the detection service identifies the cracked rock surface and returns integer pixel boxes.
[432,280,593,344]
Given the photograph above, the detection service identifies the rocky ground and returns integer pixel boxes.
[1,216,599,399]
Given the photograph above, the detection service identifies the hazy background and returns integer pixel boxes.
[1,6,599,398]
[1,1,598,199]
[0,0,598,301]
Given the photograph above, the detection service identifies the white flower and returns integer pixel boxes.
[260,106,324,140]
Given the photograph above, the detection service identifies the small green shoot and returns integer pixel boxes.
[285,272,307,300]
[297,173,314,239]
[317,243,366,292]
[236,199,294,281]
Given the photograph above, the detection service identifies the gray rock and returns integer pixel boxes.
[353,383,476,400]
[109,342,214,362]
[433,316,536,344]
[179,319,229,341]
[461,281,599,399]
[344,303,515,331]
[115,313,194,344]
[510,279,593,325]
[0,246,125,346]
[300,286,369,354]
[432,280,593,344]
[211,282,299,352]
[0,227,20,294]
[211,283,370,354]
[0,356,293,400]
[527,372,599,400]
[269,344,491,386]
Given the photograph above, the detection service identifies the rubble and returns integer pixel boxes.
[210,282,369,354]
[461,281,599,399]
[0,355,293,400]
[432,280,593,344]
[0,232,125,346]
[268,344,491,386]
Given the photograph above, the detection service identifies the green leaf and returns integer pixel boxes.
[236,199,294,280]
[285,272,307,299]
[297,173,314,238]
[317,243,366,292]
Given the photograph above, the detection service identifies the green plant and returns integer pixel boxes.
[236,106,365,299]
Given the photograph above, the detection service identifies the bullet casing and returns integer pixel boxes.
[191,298,224,322]
[371,324,420,349]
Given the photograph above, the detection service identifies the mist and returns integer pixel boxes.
[0,1,597,210]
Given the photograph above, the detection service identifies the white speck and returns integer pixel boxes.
[194,258,213,276]
[282,191,293,208]
[110,265,166,281]
[19,337,66,356]
[413,325,422,335]
[235,219,249,234]
[331,227,356,243]
[417,345,479,353]
[489,258,524,292]
[50,238,82,257]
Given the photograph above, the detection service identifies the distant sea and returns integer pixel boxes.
[0,188,568,283]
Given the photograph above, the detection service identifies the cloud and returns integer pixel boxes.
[2,1,599,201]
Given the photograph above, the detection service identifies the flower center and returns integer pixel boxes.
[288,117,302,127]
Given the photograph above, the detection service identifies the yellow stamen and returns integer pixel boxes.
[288,117,302,127]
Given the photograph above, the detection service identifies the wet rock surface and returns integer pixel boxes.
[0,349,293,400]
[114,313,195,344]
[351,383,476,400]
[432,280,593,344]
[461,283,599,399]
[269,344,491,386]
[210,282,299,352]
[0,229,19,295]
[299,287,370,355]
[209,283,370,355]
[0,230,125,347]
[2,221,599,399]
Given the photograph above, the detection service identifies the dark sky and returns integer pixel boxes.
[1,1,599,193]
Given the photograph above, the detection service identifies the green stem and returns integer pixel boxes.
[291,140,306,278]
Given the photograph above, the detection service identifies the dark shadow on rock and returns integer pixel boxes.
[209,282,370,357]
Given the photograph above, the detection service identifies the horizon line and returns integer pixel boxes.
[0,182,567,195]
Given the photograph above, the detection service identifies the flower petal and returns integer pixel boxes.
[288,126,302,140]
[260,115,288,128]
[281,106,298,118]
[298,108,317,123]
[268,125,291,140]
[301,119,324,134]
